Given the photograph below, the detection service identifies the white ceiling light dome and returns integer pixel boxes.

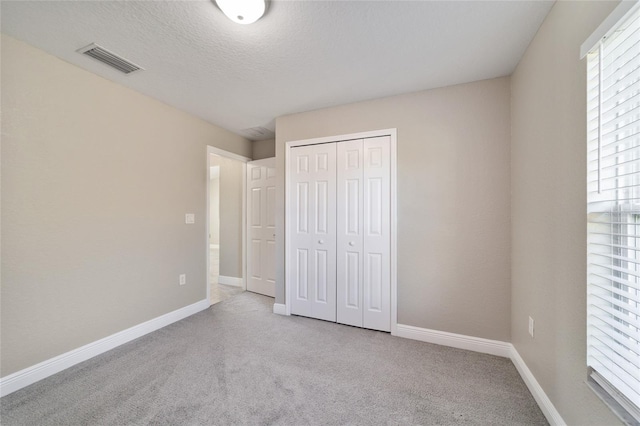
[215,0,266,25]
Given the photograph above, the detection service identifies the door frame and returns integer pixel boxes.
[206,145,251,305]
[284,128,398,334]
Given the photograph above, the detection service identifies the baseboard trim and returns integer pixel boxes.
[273,303,287,315]
[0,299,209,398]
[509,345,566,426]
[395,324,512,358]
[395,324,564,425]
[218,276,243,287]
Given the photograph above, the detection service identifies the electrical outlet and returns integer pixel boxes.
[179,274,186,286]
[185,214,195,224]
[528,316,534,338]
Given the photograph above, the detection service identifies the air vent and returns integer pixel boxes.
[76,43,143,75]
[243,126,275,140]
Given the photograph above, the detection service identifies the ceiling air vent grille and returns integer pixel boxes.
[76,43,143,75]
[243,127,275,140]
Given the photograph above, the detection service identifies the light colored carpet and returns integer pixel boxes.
[210,283,244,305]
[1,293,547,425]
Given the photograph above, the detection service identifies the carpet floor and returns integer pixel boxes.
[1,292,547,425]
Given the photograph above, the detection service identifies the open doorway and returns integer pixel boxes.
[207,146,250,305]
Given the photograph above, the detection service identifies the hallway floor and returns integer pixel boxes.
[210,282,244,305]
[209,245,243,305]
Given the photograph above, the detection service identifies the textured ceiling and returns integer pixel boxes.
[1,0,554,141]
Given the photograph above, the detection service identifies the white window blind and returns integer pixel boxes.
[587,2,640,422]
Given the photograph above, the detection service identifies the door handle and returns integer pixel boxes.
[349,241,355,246]
[318,239,324,244]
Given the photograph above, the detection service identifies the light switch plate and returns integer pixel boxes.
[185,214,195,224]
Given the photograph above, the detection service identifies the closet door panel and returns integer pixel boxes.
[337,140,364,327]
[289,143,337,322]
[363,136,391,331]
[296,248,309,301]
[290,150,312,316]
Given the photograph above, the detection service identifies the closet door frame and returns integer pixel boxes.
[284,128,398,334]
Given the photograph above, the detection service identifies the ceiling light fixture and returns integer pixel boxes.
[215,0,266,25]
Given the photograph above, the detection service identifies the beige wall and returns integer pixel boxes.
[252,139,275,160]
[510,1,620,424]
[276,77,512,341]
[0,35,251,377]
[209,155,244,278]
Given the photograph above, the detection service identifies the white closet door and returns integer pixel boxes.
[247,158,276,297]
[362,136,391,331]
[337,139,364,327]
[289,143,337,322]
[337,137,391,331]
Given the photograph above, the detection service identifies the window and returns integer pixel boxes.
[586,2,640,422]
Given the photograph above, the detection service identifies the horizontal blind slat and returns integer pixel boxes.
[600,120,640,143]
[588,134,640,159]
[589,292,640,321]
[589,275,640,304]
[594,129,640,152]
[591,302,640,331]
[600,98,640,130]
[589,251,640,268]
[589,231,640,240]
[602,50,640,93]
[589,220,640,225]
[602,43,640,85]
[587,134,640,159]
[591,262,640,280]
[588,166,640,184]
[588,197,640,209]
[589,242,640,253]
[592,136,640,163]
[601,72,640,110]
[588,313,640,349]
[588,339,640,382]
[589,323,640,362]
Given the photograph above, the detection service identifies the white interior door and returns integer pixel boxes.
[247,158,276,297]
[337,139,364,327]
[336,137,391,331]
[288,143,337,321]
[362,136,391,331]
